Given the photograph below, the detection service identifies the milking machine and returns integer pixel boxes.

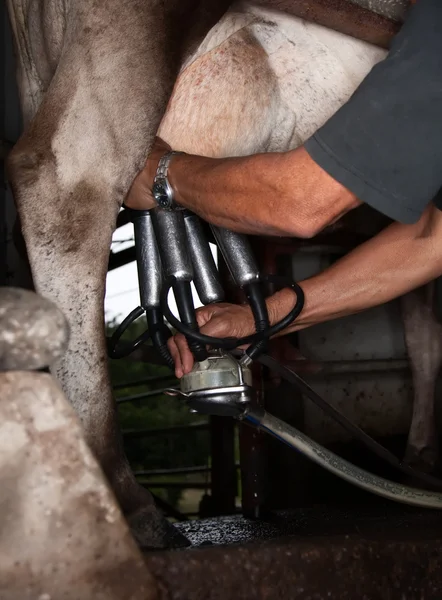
[109,200,442,510]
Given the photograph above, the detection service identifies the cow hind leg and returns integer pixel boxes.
[401,283,442,474]
[7,4,188,549]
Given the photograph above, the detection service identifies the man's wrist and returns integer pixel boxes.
[167,152,187,206]
[168,152,217,209]
[147,150,184,210]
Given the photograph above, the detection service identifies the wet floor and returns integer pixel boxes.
[176,503,442,547]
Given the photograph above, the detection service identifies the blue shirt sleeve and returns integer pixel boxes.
[304,0,442,224]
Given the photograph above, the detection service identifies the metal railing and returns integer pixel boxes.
[122,422,209,440]
[113,374,177,390]
[114,374,224,520]
[117,386,177,405]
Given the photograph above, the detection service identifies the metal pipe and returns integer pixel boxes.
[116,387,176,404]
[108,246,135,271]
[150,208,193,281]
[211,226,259,287]
[288,358,411,377]
[134,465,234,477]
[122,422,209,439]
[113,374,177,391]
[132,210,162,308]
[245,409,442,510]
[151,208,207,360]
[141,482,208,490]
[184,212,225,304]
[116,208,133,230]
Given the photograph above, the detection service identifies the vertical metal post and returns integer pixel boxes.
[206,254,238,516]
[210,416,236,515]
[215,240,270,518]
[261,247,307,509]
[237,240,306,515]
[238,363,269,518]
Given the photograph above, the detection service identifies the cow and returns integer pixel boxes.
[8,0,438,552]
[157,2,441,475]
[4,0,229,550]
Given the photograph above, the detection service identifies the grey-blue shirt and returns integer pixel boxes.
[304,0,442,224]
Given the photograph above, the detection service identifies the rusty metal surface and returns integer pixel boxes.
[255,0,404,48]
[147,507,442,599]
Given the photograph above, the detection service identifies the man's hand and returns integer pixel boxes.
[167,287,300,377]
[125,138,171,210]
[168,302,256,378]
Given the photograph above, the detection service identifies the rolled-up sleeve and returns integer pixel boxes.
[304,0,442,224]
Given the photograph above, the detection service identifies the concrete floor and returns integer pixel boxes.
[146,505,442,599]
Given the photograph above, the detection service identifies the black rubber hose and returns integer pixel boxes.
[245,280,270,360]
[146,307,174,369]
[172,280,208,362]
[107,306,151,359]
[160,276,304,350]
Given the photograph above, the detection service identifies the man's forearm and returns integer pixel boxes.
[169,146,359,238]
[266,205,442,333]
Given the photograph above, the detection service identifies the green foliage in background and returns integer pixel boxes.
[106,317,210,508]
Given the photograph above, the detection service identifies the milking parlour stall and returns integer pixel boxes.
[2,0,442,598]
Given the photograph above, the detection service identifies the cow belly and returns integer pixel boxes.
[158,4,387,156]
